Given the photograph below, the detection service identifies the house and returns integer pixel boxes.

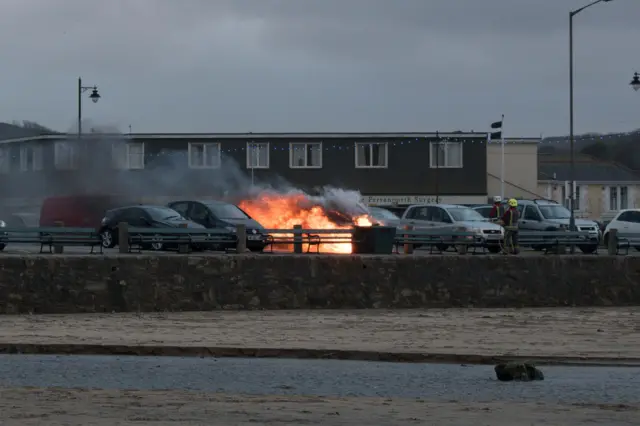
[537,153,640,219]
[0,132,490,211]
[486,137,540,200]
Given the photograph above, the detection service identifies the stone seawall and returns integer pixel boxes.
[0,255,638,313]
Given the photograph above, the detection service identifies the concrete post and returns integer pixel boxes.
[53,221,64,254]
[403,225,414,254]
[236,224,247,253]
[118,222,129,254]
[607,228,618,256]
[458,243,468,255]
[293,224,303,254]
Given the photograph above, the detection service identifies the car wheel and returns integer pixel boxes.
[150,234,164,251]
[487,245,501,254]
[101,229,116,248]
[0,243,5,251]
[579,245,598,254]
[435,244,449,252]
[249,246,265,253]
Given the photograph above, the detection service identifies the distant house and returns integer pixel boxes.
[537,153,640,219]
[487,137,541,199]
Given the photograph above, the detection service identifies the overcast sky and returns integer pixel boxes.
[1,0,638,136]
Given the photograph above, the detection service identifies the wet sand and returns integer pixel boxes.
[0,387,637,426]
[0,308,638,360]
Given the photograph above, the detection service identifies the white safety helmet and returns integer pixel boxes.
[493,196,502,203]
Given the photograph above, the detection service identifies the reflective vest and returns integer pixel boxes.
[504,209,519,229]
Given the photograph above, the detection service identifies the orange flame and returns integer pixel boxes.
[239,193,372,253]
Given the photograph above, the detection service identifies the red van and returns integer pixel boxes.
[39,195,139,228]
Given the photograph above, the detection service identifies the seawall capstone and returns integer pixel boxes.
[0,254,638,313]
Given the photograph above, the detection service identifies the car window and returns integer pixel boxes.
[447,207,484,222]
[145,207,183,221]
[191,203,210,221]
[538,205,570,220]
[369,207,400,220]
[523,206,541,220]
[430,207,453,223]
[626,211,640,223]
[474,207,492,218]
[206,203,249,219]
[617,211,632,222]
[170,202,190,217]
[409,207,429,220]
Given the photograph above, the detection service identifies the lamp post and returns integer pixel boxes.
[569,0,612,236]
[78,77,100,139]
[631,72,640,91]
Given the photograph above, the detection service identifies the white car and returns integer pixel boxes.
[603,209,640,250]
[400,203,504,253]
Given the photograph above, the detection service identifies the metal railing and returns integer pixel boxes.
[0,223,633,255]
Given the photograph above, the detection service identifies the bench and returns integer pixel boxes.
[0,227,103,254]
[127,227,237,253]
[614,233,640,255]
[265,230,354,253]
[394,230,483,254]
[518,231,595,254]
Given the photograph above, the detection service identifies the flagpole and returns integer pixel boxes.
[500,114,505,200]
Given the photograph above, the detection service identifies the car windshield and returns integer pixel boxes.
[369,207,400,220]
[474,207,492,218]
[207,203,249,219]
[447,207,485,222]
[539,205,571,219]
[146,207,184,221]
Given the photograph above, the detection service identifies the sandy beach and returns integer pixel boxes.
[0,308,638,360]
[0,387,636,426]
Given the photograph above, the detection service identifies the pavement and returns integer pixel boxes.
[0,242,634,256]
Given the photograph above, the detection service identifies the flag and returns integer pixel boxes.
[490,118,503,140]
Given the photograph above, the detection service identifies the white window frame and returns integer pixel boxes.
[111,142,145,170]
[188,142,221,169]
[246,142,270,169]
[289,142,323,169]
[54,141,78,170]
[354,142,388,169]
[19,145,43,172]
[609,186,629,211]
[429,141,463,168]
[0,147,9,173]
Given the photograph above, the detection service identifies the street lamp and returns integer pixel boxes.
[78,77,100,139]
[569,0,612,237]
[631,72,640,91]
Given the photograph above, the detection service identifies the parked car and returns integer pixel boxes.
[99,205,207,251]
[367,207,403,228]
[472,204,494,219]
[603,209,640,251]
[400,204,504,253]
[507,199,600,254]
[167,200,268,252]
[0,218,6,251]
[40,194,138,228]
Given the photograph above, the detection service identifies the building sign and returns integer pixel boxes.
[360,195,487,206]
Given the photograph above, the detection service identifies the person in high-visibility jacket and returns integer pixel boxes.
[489,196,504,222]
[500,198,520,254]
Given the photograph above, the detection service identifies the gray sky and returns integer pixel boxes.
[1,0,639,137]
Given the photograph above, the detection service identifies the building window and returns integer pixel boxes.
[355,142,388,168]
[188,142,221,169]
[290,143,322,168]
[246,142,270,169]
[429,141,463,168]
[54,142,79,170]
[19,145,43,171]
[0,147,9,173]
[112,142,145,169]
[609,186,628,210]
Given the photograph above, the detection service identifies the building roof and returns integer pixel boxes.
[538,153,640,183]
[0,123,52,141]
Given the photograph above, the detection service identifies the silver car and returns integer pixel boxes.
[400,204,504,253]
[367,207,403,228]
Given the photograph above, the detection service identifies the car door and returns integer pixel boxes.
[403,206,431,229]
[169,202,191,219]
[613,211,633,234]
[429,207,453,230]
[189,202,213,228]
[123,207,148,227]
[626,211,640,234]
[520,205,542,231]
